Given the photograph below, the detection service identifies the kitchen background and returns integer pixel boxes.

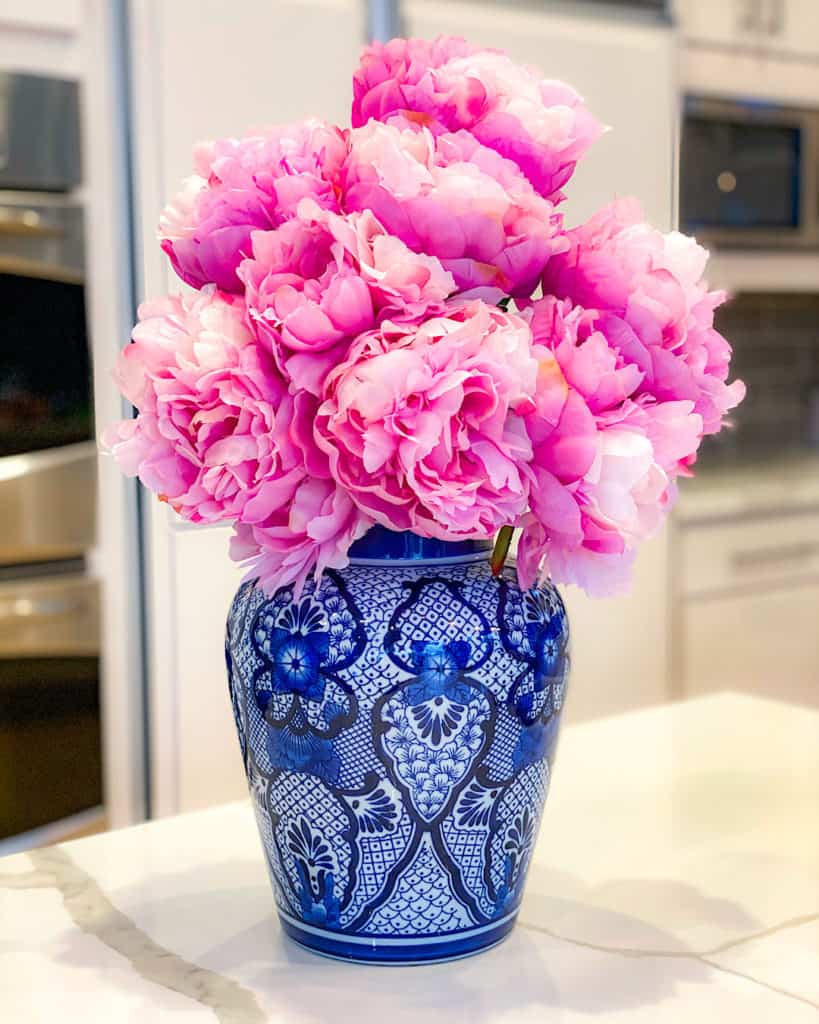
[0,0,817,852]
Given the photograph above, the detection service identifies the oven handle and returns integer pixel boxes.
[0,595,88,621]
[0,253,83,285]
[0,207,63,239]
[730,541,819,571]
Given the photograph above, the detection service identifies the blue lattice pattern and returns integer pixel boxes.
[225,543,569,962]
[340,808,415,927]
[363,834,476,935]
[440,814,497,918]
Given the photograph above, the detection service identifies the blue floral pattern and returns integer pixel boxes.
[226,551,569,963]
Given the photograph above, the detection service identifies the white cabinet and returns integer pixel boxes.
[675,0,819,58]
[167,526,247,813]
[0,0,81,34]
[562,535,671,724]
[682,583,819,707]
[676,509,819,708]
[674,0,757,47]
[773,0,819,58]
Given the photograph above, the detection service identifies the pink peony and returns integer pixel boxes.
[239,199,455,395]
[527,295,705,476]
[351,35,603,202]
[159,120,346,292]
[230,476,373,596]
[515,297,680,593]
[541,199,745,439]
[516,426,674,596]
[341,121,566,296]
[316,300,537,539]
[103,289,307,524]
[320,202,455,317]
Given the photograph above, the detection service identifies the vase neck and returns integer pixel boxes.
[347,526,492,563]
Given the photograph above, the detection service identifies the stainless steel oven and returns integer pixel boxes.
[0,568,101,839]
[681,96,819,249]
[0,73,101,844]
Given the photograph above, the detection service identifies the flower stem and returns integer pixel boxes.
[491,525,514,577]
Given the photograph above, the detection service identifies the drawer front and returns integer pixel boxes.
[679,513,819,595]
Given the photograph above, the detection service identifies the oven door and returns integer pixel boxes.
[0,574,101,839]
[0,194,94,564]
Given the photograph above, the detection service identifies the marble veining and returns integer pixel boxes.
[9,846,266,1024]
[517,910,819,960]
[1,693,817,1023]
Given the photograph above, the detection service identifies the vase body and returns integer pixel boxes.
[225,528,570,964]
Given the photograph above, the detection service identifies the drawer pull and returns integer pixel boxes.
[730,542,819,571]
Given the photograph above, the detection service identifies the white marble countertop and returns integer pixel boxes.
[2,692,818,1022]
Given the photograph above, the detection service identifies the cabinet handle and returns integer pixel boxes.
[730,542,819,571]
[737,0,763,32]
[766,0,785,34]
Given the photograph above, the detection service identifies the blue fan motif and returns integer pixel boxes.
[454,778,504,829]
[343,776,402,835]
[409,696,467,748]
[287,815,340,925]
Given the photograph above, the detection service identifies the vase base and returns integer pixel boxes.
[278,909,518,965]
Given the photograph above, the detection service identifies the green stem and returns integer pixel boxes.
[491,525,514,577]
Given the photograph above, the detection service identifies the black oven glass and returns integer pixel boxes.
[681,115,801,231]
[0,272,92,457]
[0,656,102,839]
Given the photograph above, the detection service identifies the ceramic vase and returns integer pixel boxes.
[225,527,570,964]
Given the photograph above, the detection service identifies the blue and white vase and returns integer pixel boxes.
[225,527,570,964]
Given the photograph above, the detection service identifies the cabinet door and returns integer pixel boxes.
[770,0,819,58]
[0,0,81,33]
[681,583,819,708]
[676,0,819,58]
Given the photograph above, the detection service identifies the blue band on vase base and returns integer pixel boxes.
[278,910,519,965]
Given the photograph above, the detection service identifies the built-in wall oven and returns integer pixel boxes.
[681,96,819,249]
[0,72,102,844]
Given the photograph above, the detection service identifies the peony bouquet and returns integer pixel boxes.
[106,36,744,598]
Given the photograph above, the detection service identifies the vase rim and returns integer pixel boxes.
[347,525,492,563]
